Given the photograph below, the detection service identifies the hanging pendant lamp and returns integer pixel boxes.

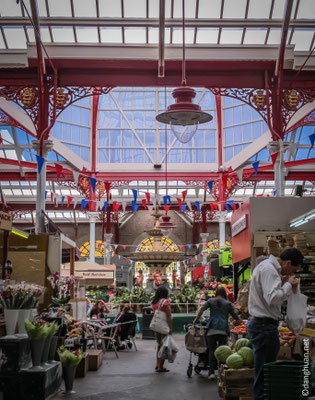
[156,0,213,144]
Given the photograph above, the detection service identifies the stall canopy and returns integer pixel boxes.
[61,261,116,286]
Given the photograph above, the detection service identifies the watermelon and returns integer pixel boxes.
[235,338,251,351]
[237,347,254,367]
[214,345,233,363]
[226,353,244,370]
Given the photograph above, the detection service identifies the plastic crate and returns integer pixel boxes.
[264,361,307,400]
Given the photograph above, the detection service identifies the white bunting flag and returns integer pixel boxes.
[72,171,80,186]
[147,205,154,211]
[236,168,244,182]
[195,187,200,198]
[122,201,127,212]
[187,200,192,211]
[73,198,79,209]
[118,186,124,197]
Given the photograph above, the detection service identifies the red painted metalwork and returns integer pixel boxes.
[285,108,315,134]
[0,109,35,136]
[215,94,223,168]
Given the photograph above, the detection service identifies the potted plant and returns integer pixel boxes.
[58,346,83,395]
[25,319,49,370]
[17,284,45,335]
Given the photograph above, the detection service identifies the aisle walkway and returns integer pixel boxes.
[53,335,221,400]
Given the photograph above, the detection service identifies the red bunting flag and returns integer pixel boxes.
[51,193,54,202]
[179,245,183,250]
[126,258,129,262]
[145,192,150,204]
[123,245,126,249]
[228,166,233,172]
[164,205,170,214]
[182,190,187,202]
[67,196,73,208]
[210,203,219,211]
[271,152,279,167]
[113,202,121,212]
[142,199,147,210]
[81,166,87,173]
[177,198,182,209]
[257,194,263,197]
[105,182,111,195]
[0,137,3,145]
[233,203,237,210]
[55,163,63,180]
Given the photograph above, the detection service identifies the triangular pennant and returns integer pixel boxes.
[104,201,108,212]
[145,192,150,204]
[61,196,65,206]
[132,200,139,212]
[271,152,279,167]
[236,168,243,182]
[122,201,127,212]
[252,161,260,176]
[81,199,85,210]
[309,132,315,148]
[273,190,277,196]
[164,205,170,214]
[207,181,214,193]
[182,190,187,202]
[187,201,191,211]
[54,195,59,206]
[123,245,126,249]
[195,187,200,198]
[45,191,47,200]
[181,204,187,212]
[225,203,231,212]
[142,199,147,210]
[84,200,89,209]
[105,182,111,194]
[177,198,182,210]
[67,196,73,208]
[35,155,45,174]
[113,202,121,212]
[73,171,80,185]
[147,205,154,211]
[114,244,118,250]
[195,201,200,213]
[89,177,97,193]
[73,198,79,209]
[55,163,63,180]
[179,245,183,250]
[132,189,138,202]
[50,193,54,202]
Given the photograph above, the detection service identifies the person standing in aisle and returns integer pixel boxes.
[194,286,241,380]
[247,248,302,400]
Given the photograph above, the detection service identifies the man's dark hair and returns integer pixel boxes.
[280,248,304,267]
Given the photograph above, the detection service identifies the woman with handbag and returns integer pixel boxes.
[151,286,173,373]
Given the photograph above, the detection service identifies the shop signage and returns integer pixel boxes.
[231,214,247,237]
[0,212,13,231]
[62,269,114,280]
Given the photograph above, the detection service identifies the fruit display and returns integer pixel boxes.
[234,338,251,351]
[214,345,233,363]
[237,347,254,367]
[231,320,247,335]
[226,353,244,369]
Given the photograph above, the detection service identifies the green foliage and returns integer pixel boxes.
[58,346,83,367]
[113,287,152,304]
[48,296,70,308]
[24,319,49,340]
[46,322,59,338]
[169,285,199,304]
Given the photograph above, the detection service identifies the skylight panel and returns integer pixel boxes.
[149,0,172,17]
[267,29,281,45]
[37,0,48,17]
[198,0,221,18]
[48,0,72,17]
[52,27,75,43]
[26,27,35,42]
[173,0,196,19]
[0,33,5,49]
[172,28,194,44]
[196,28,219,44]
[148,28,171,44]
[291,30,314,51]
[272,0,297,19]
[0,0,22,16]
[124,0,146,18]
[243,29,268,45]
[40,28,52,42]
[101,28,123,43]
[247,0,272,18]
[296,0,315,19]
[223,0,247,18]
[220,29,243,44]
[99,0,122,17]
[73,0,97,17]
[2,27,26,49]
[76,27,99,43]
[124,28,146,44]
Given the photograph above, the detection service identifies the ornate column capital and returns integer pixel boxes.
[32,139,54,156]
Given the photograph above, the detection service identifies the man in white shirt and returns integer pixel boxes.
[247,248,303,400]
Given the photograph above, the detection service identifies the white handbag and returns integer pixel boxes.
[150,299,170,335]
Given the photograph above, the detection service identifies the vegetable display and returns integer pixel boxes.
[234,338,251,351]
[226,353,244,370]
[237,347,254,367]
[214,345,233,363]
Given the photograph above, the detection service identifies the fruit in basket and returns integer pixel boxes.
[214,345,233,363]
[235,338,251,351]
[237,347,254,367]
[226,354,244,370]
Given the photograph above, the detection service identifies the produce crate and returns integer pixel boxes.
[264,361,306,400]
[88,349,103,371]
[218,365,254,399]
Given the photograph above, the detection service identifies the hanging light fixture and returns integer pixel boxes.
[156,0,213,144]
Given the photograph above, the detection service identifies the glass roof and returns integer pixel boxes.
[0,0,314,49]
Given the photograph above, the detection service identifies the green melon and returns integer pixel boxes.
[226,353,244,370]
[234,338,251,351]
[237,347,254,367]
[214,345,233,363]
